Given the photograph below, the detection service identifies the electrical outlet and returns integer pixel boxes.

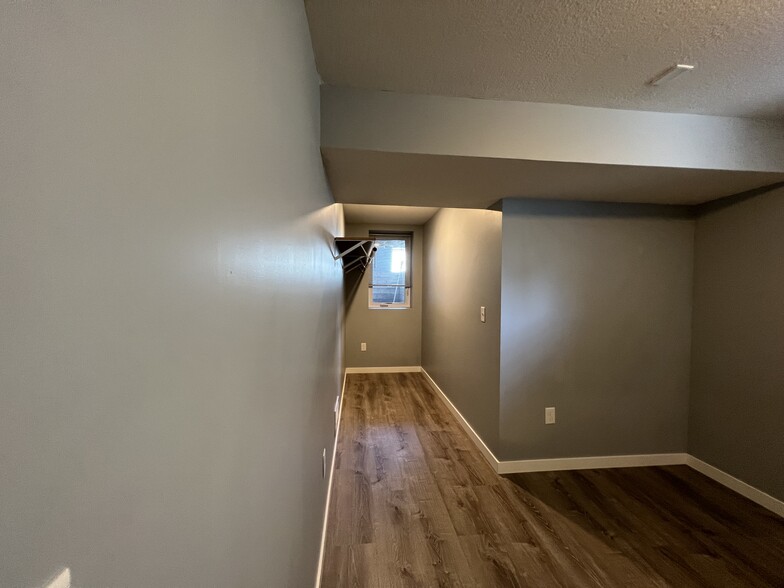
[322,448,327,478]
[545,407,556,424]
[360,342,367,352]
[480,306,486,323]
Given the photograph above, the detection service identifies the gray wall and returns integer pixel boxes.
[690,187,784,500]
[499,200,694,460]
[422,209,502,452]
[344,224,423,367]
[321,86,784,173]
[0,2,341,587]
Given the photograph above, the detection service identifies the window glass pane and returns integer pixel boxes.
[372,239,407,286]
[391,248,407,273]
[370,236,410,307]
[371,285,408,304]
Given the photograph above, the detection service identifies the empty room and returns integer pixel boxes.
[2,1,783,587]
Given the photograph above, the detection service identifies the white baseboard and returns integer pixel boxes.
[421,369,782,518]
[420,368,500,470]
[497,453,688,474]
[686,455,784,517]
[345,366,422,374]
[314,370,347,588]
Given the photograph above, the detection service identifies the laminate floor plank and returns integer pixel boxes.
[440,485,498,538]
[570,469,725,587]
[321,373,784,587]
[503,471,668,588]
[494,478,616,588]
[609,467,781,587]
[458,534,525,588]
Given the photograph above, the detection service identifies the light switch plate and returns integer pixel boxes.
[545,407,556,424]
[480,306,486,323]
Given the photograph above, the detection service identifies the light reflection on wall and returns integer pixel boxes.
[218,203,344,291]
[500,276,562,399]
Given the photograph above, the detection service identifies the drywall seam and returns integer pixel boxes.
[314,370,347,588]
[686,456,784,517]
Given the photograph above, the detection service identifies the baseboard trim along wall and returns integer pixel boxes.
[496,453,689,474]
[685,455,784,517]
[345,366,422,373]
[419,368,784,518]
[314,370,347,588]
[419,368,501,469]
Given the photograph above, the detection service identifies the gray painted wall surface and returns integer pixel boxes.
[690,187,784,500]
[344,224,423,367]
[422,209,502,452]
[321,86,784,173]
[499,200,694,460]
[0,2,341,587]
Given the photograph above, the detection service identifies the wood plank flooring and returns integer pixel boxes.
[321,372,784,587]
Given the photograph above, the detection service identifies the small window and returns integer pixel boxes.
[368,232,412,309]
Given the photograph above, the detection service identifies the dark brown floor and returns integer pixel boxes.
[321,372,784,587]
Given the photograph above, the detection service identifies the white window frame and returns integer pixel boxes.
[368,232,412,310]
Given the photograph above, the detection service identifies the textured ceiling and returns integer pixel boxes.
[343,203,438,225]
[324,148,784,208]
[306,0,784,119]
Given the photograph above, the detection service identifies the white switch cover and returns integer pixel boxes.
[360,342,367,352]
[322,448,327,478]
[480,306,486,323]
[545,407,556,424]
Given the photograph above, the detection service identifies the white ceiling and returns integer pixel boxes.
[306,0,784,119]
[325,148,784,208]
[343,203,438,225]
